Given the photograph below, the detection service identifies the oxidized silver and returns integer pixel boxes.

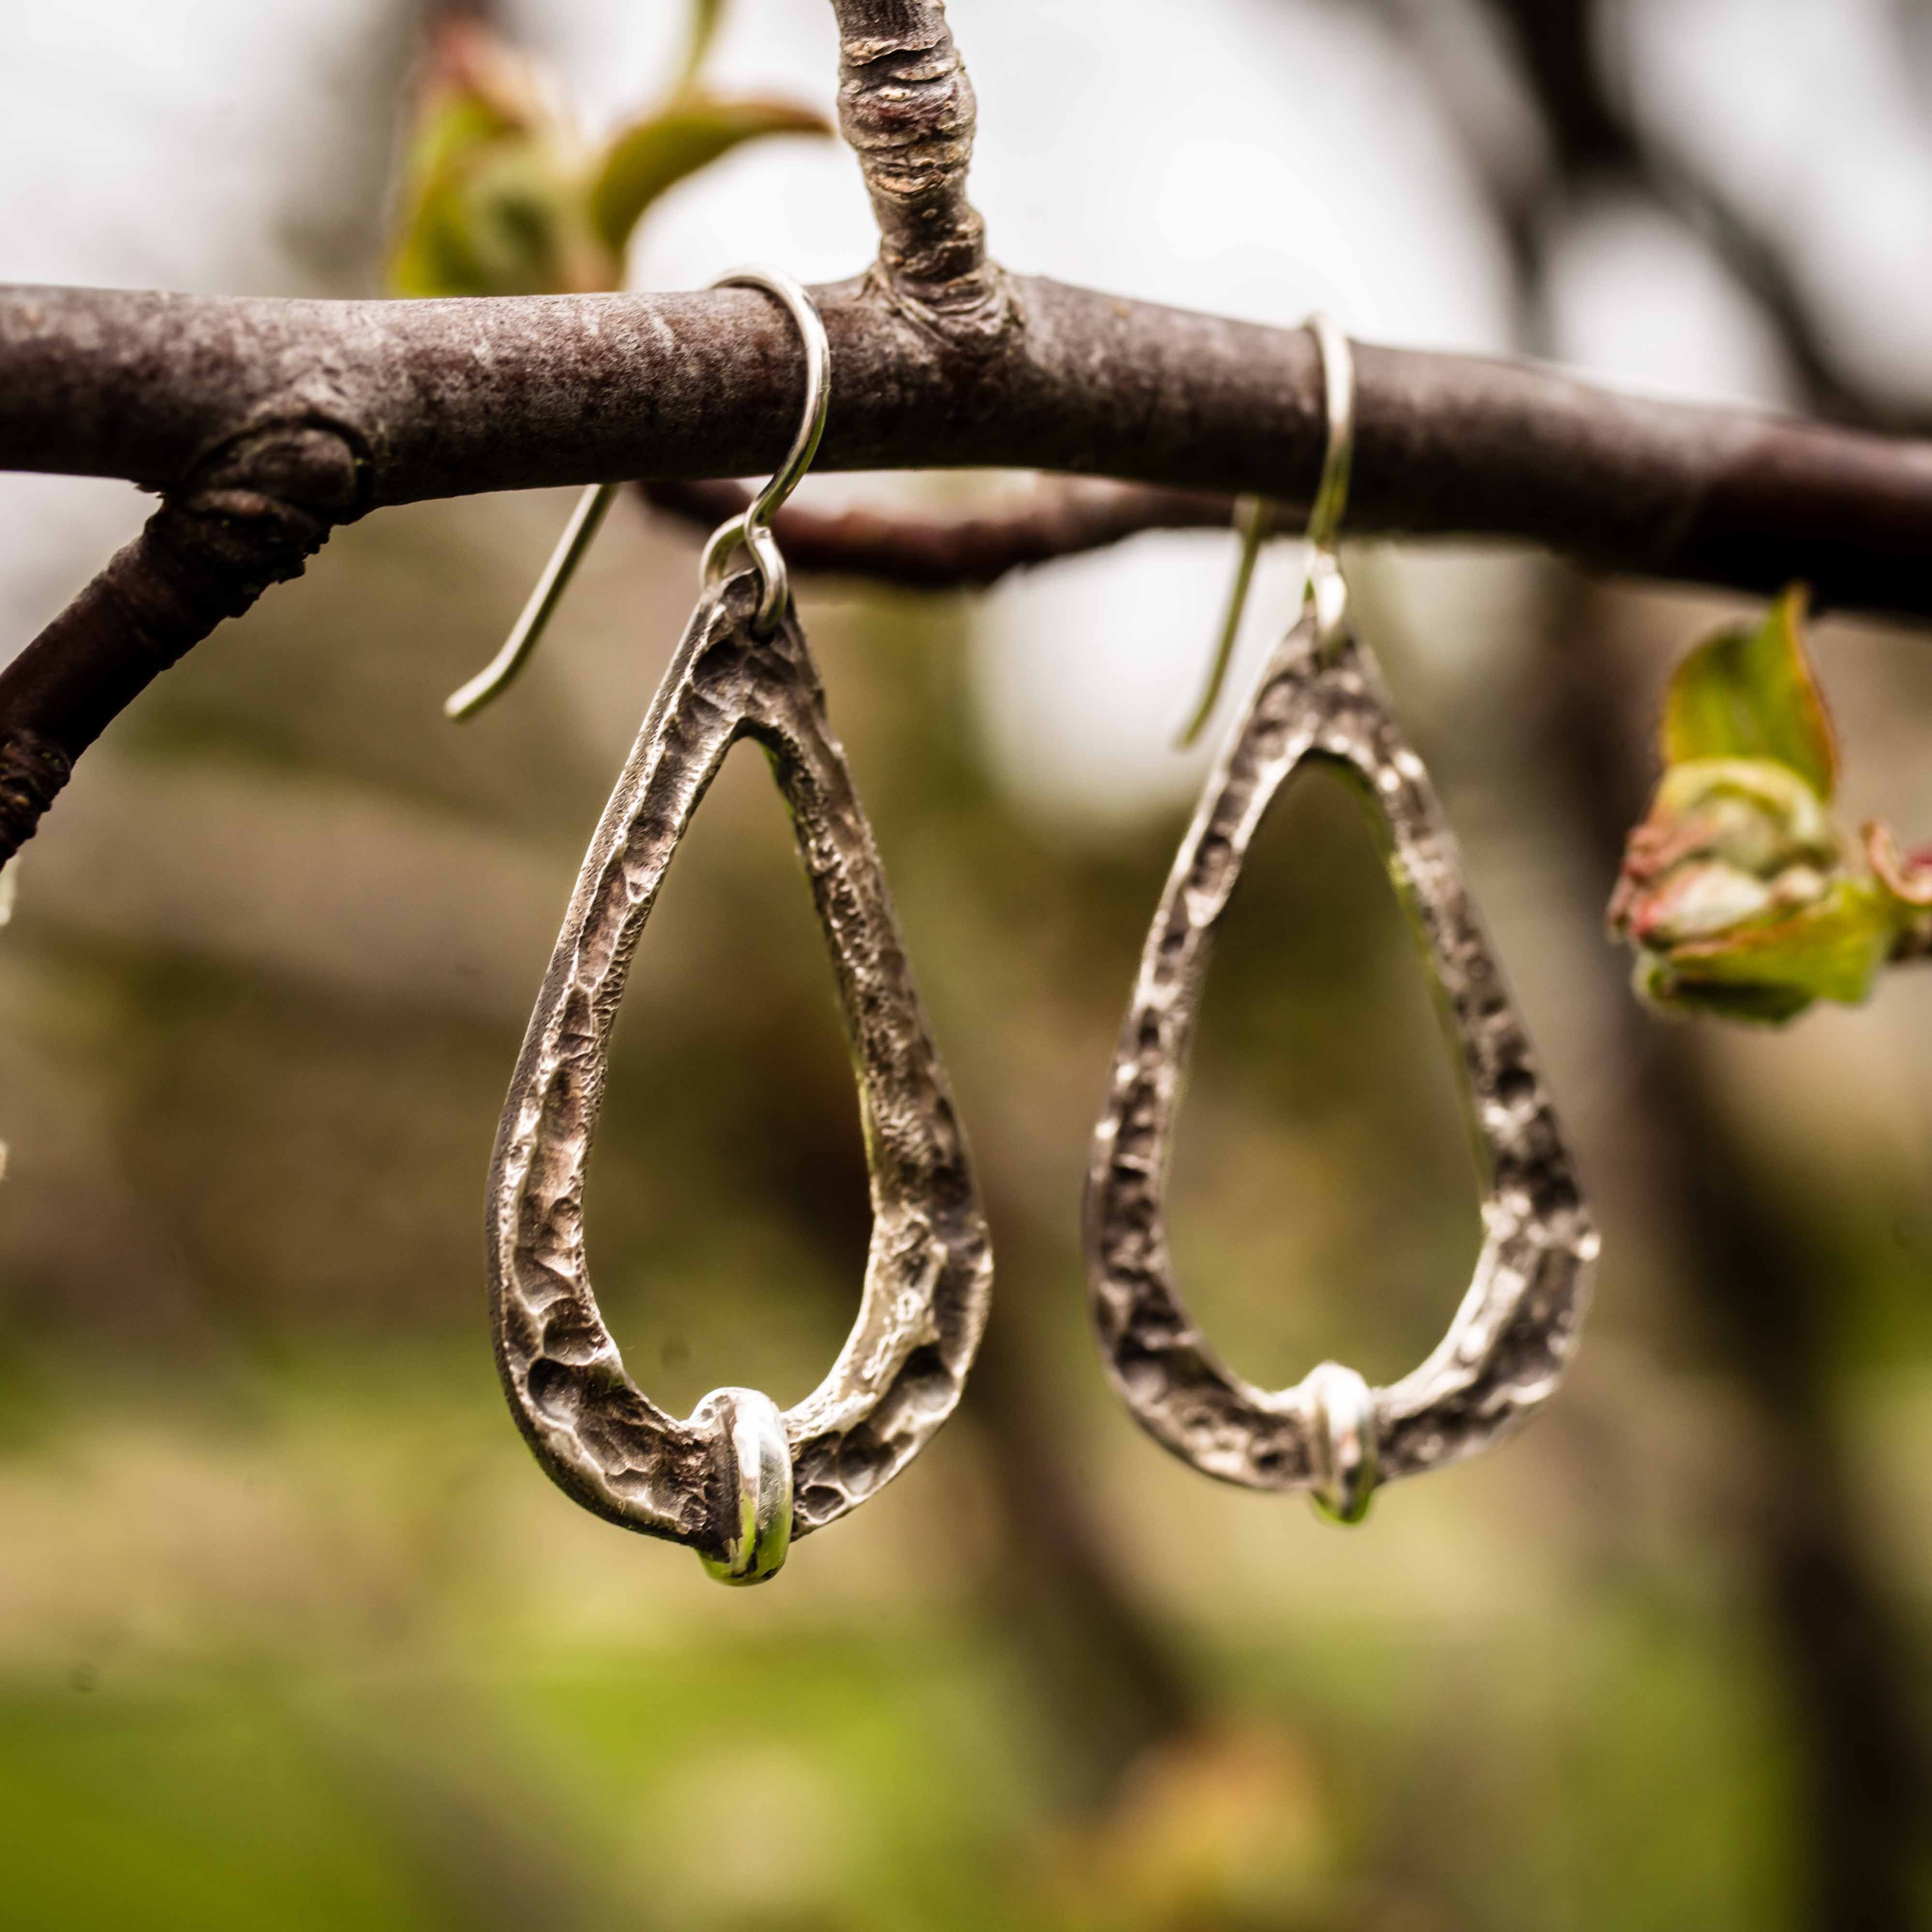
[488,573,991,1582]
[1086,316,1596,1520]
[445,265,833,723]
[483,269,991,1584]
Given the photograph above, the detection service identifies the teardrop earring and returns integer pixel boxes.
[1085,316,1597,1526]
[454,268,992,1584]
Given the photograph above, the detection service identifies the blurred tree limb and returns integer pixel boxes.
[3,0,1932,868]
[638,478,1237,587]
[1396,3,1932,1915]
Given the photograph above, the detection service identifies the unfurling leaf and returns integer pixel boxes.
[1634,876,1895,1023]
[588,94,831,255]
[387,21,613,298]
[386,12,827,298]
[1661,584,1838,798]
[1608,586,1928,1024]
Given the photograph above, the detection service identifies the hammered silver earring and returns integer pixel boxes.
[451,268,992,1585]
[1085,316,1597,1524]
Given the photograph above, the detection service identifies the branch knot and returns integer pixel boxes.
[0,732,71,862]
[0,420,363,863]
[832,0,1011,346]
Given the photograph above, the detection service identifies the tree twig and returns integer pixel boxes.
[829,0,1009,341]
[7,0,1932,868]
[637,478,1234,588]
[0,423,363,854]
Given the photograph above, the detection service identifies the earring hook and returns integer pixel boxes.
[445,265,833,722]
[1174,312,1356,747]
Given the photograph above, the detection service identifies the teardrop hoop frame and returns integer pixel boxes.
[1085,318,1598,1521]
[483,271,992,1583]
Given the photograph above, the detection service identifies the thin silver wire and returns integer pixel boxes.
[1175,312,1356,746]
[444,265,832,721]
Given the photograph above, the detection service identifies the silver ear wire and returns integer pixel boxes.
[445,481,618,721]
[445,266,832,721]
[1176,312,1355,747]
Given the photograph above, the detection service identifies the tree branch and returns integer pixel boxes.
[0,422,362,853]
[828,0,1009,341]
[5,272,1932,865]
[638,478,1233,588]
[5,279,1929,607]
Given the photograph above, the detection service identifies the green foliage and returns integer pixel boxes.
[588,94,831,257]
[385,5,828,301]
[1660,585,1838,797]
[1608,587,1932,1023]
[1634,875,1897,1023]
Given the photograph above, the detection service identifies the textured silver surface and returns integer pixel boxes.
[1086,612,1598,1498]
[487,575,992,1571]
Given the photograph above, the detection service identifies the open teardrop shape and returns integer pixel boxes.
[1086,610,1597,1508]
[488,575,991,1577]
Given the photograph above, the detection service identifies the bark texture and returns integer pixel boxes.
[4,279,1928,616]
[829,0,1008,340]
[0,423,361,852]
[3,0,1932,867]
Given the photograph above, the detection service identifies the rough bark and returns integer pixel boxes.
[0,423,362,851]
[5,0,1932,870]
[829,0,1009,341]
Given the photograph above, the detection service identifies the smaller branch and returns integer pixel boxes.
[638,478,1236,588]
[0,423,362,863]
[829,0,1009,341]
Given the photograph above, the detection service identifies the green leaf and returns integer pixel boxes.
[1650,875,1894,1021]
[386,22,616,299]
[587,93,831,255]
[390,140,615,298]
[1661,584,1839,799]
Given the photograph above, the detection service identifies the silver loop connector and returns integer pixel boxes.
[1176,310,1358,742]
[699,265,831,636]
[445,262,831,718]
[692,1386,795,1585]
[1302,1360,1378,1525]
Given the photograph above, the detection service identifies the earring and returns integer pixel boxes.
[451,268,992,1584]
[1085,315,1597,1525]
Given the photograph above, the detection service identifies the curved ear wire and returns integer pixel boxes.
[1090,314,1597,1526]
[445,480,619,721]
[1175,312,1355,748]
[444,266,831,721]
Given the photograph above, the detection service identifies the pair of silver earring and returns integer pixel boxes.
[451,269,1597,1584]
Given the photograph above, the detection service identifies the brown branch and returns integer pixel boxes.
[5,273,1932,864]
[828,0,1009,341]
[638,478,1235,588]
[6,280,1931,605]
[0,423,363,856]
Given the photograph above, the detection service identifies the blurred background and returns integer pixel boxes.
[3,1,1932,1926]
